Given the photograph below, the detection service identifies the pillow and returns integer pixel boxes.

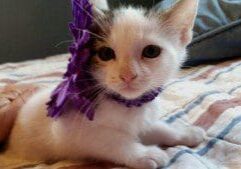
[155,0,241,66]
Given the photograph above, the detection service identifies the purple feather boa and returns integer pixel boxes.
[47,0,96,120]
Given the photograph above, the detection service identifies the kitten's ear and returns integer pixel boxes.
[90,0,109,16]
[162,0,199,46]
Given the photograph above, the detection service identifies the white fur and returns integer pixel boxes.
[2,1,204,169]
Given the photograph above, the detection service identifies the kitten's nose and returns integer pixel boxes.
[120,74,138,83]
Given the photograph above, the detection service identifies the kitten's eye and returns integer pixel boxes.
[142,45,162,58]
[98,47,116,61]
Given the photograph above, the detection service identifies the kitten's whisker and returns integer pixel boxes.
[88,88,106,110]
[88,90,105,105]
[86,30,106,40]
[78,69,94,74]
[76,88,106,122]
[67,84,103,96]
[68,86,102,96]
[70,64,95,76]
[55,40,73,47]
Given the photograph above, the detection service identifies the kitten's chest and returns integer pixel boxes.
[93,99,162,134]
[58,98,163,142]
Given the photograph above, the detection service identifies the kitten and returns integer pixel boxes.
[1,0,204,169]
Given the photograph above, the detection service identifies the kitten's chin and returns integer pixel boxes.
[115,87,146,100]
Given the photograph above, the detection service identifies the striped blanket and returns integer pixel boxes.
[0,54,241,169]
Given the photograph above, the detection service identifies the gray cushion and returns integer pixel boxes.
[155,0,241,66]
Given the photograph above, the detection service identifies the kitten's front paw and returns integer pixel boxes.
[185,126,206,147]
[131,146,168,169]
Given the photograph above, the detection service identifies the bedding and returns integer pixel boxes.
[1,54,241,169]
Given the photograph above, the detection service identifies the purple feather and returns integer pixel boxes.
[47,0,95,120]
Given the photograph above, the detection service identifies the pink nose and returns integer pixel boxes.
[120,74,138,83]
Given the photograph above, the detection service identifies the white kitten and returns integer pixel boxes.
[1,0,204,169]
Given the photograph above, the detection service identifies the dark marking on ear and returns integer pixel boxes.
[88,10,114,55]
[86,10,114,64]
[91,10,113,41]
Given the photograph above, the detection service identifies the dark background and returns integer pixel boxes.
[0,0,159,63]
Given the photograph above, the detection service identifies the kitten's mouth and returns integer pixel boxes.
[121,85,139,92]
[119,83,143,93]
[116,84,145,99]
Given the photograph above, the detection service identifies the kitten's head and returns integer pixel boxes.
[90,0,198,99]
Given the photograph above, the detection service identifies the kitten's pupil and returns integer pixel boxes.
[142,45,161,58]
[98,47,116,61]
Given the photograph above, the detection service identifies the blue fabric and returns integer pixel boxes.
[155,0,241,66]
[195,0,241,36]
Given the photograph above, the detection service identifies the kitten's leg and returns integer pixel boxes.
[141,121,205,147]
[103,142,168,169]
[86,132,168,169]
